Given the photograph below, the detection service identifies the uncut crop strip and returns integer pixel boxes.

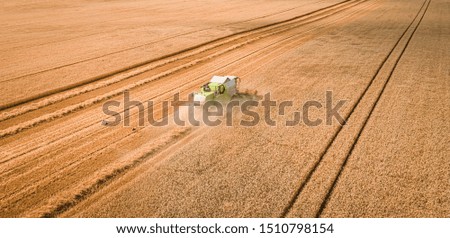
[281,0,431,217]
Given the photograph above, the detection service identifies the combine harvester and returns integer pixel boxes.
[193,75,238,104]
[192,75,257,104]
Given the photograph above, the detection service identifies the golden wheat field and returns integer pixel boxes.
[0,0,449,218]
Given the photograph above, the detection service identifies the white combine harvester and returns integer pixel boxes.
[192,75,239,104]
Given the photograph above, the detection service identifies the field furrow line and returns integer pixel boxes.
[281,0,431,217]
[315,0,432,217]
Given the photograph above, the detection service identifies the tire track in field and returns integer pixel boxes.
[0,0,366,137]
[315,0,432,217]
[281,0,431,217]
[0,0,356,112]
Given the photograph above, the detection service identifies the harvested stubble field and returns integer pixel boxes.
[0,0,448,217]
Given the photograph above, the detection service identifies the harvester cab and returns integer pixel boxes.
[193,75,238,104]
